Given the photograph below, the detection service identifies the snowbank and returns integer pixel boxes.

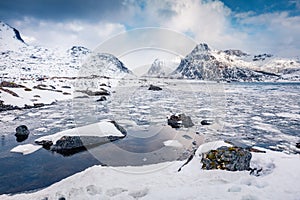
[35,120,125,145]
[2,141,300,199]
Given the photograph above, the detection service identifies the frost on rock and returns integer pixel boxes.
[167,113,194,128]
[201,146,252,171]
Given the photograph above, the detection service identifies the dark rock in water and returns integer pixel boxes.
[168,113,194,128]
[148,84,162,91]
[201,146,252,171]
[77,89,110,96]
[15,125,30,136]
[201,120,213,125]
[296,142,300,149]
[110,120,127,136]
[61,85,71,89]
[96,96,107,102]
[35,140,53,150]
[36,121,127,156]
[51,135,123,156]
[16,135,28,142]
[15,125,30,142]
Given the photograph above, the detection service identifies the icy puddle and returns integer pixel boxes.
[0,124,201,194]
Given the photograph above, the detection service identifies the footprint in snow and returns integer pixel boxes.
[86,184,102,195]
[128,188,149,199]
[105,187,128,197]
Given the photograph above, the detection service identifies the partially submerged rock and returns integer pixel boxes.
[168,113,194,128]
[15,125,30,142]
[200,119,213,125]
[76,89,110,96]
[96,96,107,102]
[148,84,162,91]
[201,146,252,171]
[35,120,127,156]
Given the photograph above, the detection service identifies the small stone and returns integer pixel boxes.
[148,84,162,91]
[96,96,107,102]
[201,120,213,125]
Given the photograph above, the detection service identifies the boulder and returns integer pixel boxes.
[201,146,252,171]
[35,121,127,156]
[296,142,300,149]
[168,113,194,128]
[15,125,30,136]
[148,84,162,91]
[15,125,30,142]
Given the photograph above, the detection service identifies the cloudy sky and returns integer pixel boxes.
[1,0,300,57]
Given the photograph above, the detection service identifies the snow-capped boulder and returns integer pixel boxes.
[35,120,127,155]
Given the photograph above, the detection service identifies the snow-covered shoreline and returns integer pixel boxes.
[2,141,300,200]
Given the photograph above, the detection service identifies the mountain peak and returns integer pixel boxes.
[0,21,26,50]
[81,52,133,77]
[190,43,210,54]
[223,49,248,57]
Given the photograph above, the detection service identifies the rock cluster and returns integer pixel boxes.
[168,113,194,128]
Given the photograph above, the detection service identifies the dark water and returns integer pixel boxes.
[0,80,299,194]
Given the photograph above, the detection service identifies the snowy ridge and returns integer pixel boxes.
[0,21,132,80]
[171,43,300,81]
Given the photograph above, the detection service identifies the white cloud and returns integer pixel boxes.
[236,11,300,57]
[123,0,248,51]
[11,17,126,50]
[124,0,300,57]
[9,0,300,57]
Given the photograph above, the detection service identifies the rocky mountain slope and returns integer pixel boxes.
[170,43,300,81]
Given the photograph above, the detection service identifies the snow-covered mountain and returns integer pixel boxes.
[146,58,180,77]
[0,21,132,80]
[0,21,27,51]
[81,53,133,78]
[170,43,300,81]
